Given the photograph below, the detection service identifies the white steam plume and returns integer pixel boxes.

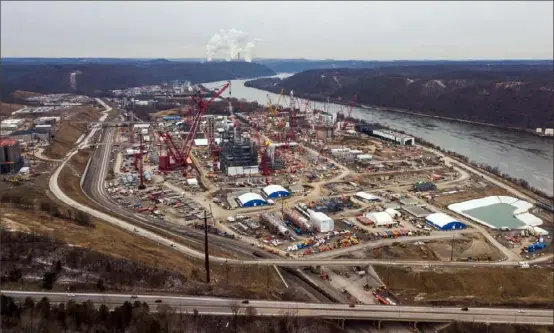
[205,29,260,62]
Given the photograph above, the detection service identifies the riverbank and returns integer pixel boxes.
[244,80,552,138]
[352,118,553,201]
[205,77,553,196]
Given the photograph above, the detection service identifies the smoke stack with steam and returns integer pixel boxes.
[205,29,260,62]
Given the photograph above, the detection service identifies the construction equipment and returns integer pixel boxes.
[134,133,146,189]
[157,82,231,172]
[342,93,358,130]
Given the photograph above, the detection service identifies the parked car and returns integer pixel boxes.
[155,299,162,303]
[461,307,469,311]
[242,300,249,304]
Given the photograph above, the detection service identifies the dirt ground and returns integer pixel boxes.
[433,185,510,206]
[43,106,101,159]
[11,90,42,101]
[0,102,23,116]
[356,233,504,262]
[374,266,554,308]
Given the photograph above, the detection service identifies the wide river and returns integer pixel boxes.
[204,74,553,196]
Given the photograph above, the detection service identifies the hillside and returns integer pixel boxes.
[0,60,275,102]
[255,59,553,74]
[245,63,554,129]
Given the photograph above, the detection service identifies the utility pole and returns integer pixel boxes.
[204,210,210,283]
[450,233,455,262]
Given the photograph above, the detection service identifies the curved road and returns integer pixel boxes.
[49,99,553,269]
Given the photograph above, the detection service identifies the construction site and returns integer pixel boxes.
[2,82,551,312]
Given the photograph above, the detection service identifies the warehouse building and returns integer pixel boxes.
[237,193,267,208]
[355,191,381,202]
[262,185,290,199]
[308,210,334,233]
[413,181,437,192]
[426,213,466,231]
[9,128,51,142]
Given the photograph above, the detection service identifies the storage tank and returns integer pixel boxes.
[260,212,290,236]
[6,143,21,163]
[284,209,314,232]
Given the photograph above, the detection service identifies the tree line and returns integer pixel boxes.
[0,295,337,333]
[0,194,93,228]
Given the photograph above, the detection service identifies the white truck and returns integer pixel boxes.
[517,261,530,269]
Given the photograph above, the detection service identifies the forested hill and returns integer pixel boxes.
[245,63,554,129]
[0,60,275,102]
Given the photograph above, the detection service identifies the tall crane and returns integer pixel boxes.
[158,82,231,172]
[134,133,146,189]
[287,90,298,141]
[342,93,358,130]
[256,129,271,184]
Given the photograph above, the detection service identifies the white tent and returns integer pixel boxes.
[365,212,398,226]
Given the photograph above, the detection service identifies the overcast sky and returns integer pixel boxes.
[1,1,552,60]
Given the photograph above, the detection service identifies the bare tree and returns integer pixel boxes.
[229,302,241,333]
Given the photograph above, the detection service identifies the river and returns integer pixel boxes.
[204,74,553,196]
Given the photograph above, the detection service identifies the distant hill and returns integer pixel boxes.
[255,59,554,74]
[0,60,275,102]
[245,63,554,129]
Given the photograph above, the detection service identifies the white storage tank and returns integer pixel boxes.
[308,209,334,233]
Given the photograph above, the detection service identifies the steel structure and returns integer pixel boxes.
[342,93,358,130]
[157,82,231,172]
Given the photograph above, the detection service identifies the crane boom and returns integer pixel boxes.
[179,82,231,168]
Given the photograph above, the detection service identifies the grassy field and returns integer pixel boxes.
[0,149,287,298]
[43,106,101,159]
[375,266,554,308]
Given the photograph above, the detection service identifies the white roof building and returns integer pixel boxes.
[308,210,334,233]
[385,208,401,218]
[194,138,222,146]
[365,211,398,226]
[355,191,381,202]
[262,185,290,198]
[425,213,466,231]
[237,193,267,207]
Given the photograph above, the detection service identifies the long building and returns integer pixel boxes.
[355,124,415,146]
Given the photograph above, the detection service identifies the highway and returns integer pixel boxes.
[2,291,552,325]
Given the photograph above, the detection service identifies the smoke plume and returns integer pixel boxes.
[205,29,260,62]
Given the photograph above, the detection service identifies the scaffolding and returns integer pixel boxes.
[219,131,259,175]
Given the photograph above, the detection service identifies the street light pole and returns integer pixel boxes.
[450,233,455,262]
[204,210,210,283]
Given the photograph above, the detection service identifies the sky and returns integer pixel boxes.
[1,1,553,60]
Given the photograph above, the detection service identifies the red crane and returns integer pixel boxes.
[134,133,146,189]
[157,82,231,172]
[256,129,271,184]
[342,93,358,130]
[203,117,220,171]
